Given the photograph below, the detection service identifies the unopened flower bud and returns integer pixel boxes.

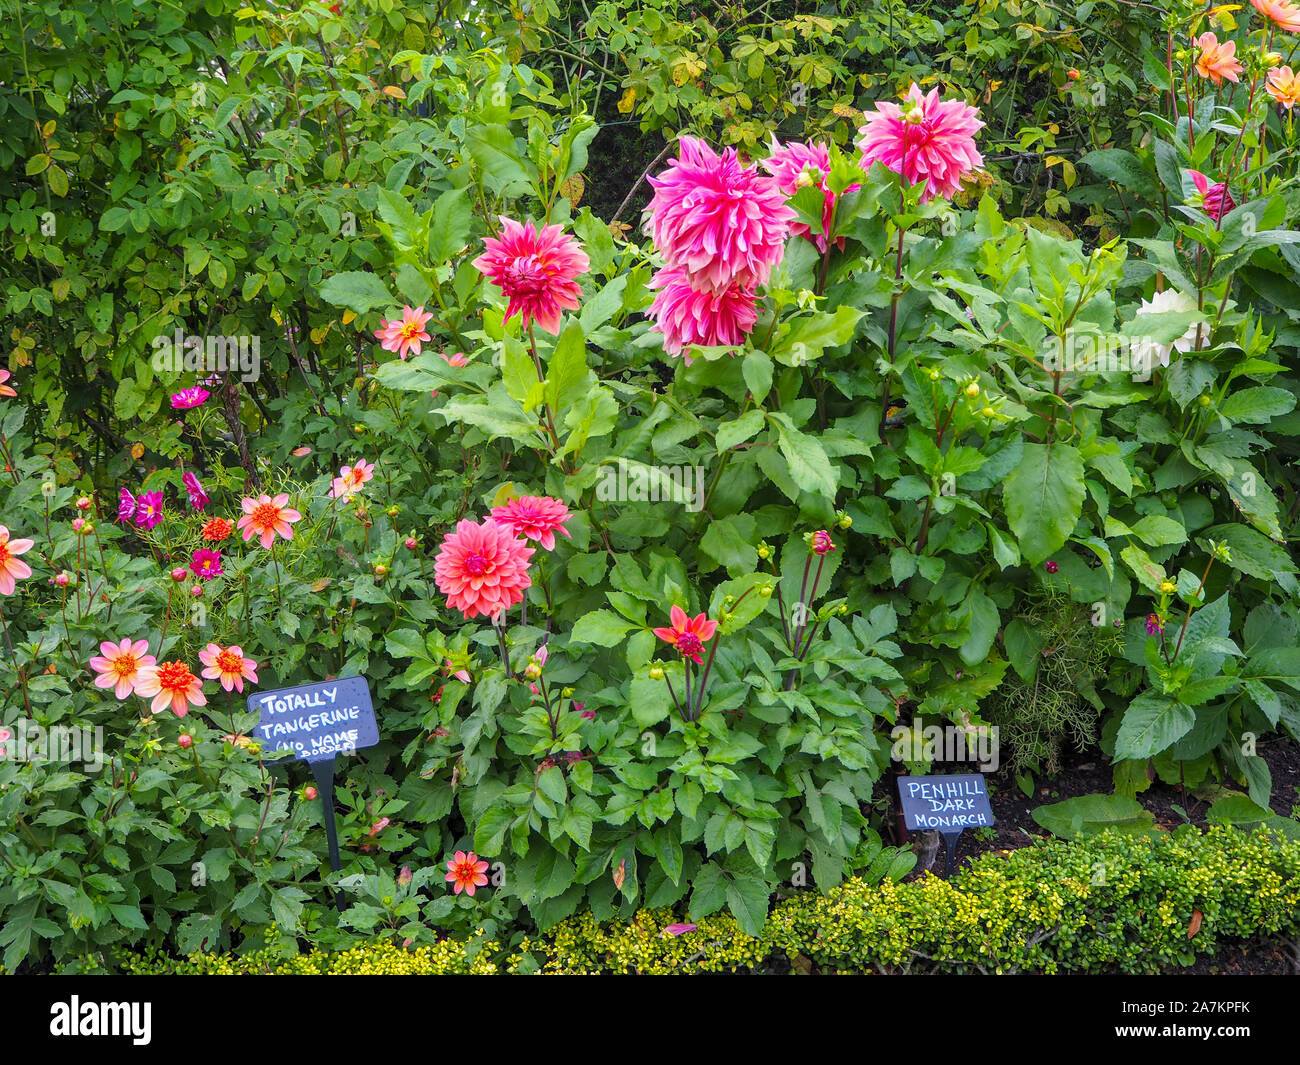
[649,665,665,680]
[55,572,70,587]
[191,584,203,597]
[178,734,193,749]
[170,567,187,581]
[75,496,93,511]
[404,537,418,550]
[304,785,318,800]
[964,382,980,398]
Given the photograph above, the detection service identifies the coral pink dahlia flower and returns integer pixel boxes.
[0,525,34,595]
[198,643,259,693]
[374,305,434,360]
[236,493,302,549]
[1251,0,1300,32]
[472,217,589,335]
[652,604,718,665]
[856,84,984,203]
[135,659,206,717]
[647,266,758,360]
[489,495,572,551]
[646,136,795,292]
[445,850,490,895]
[434,518,534,620]
[89,638,156,699]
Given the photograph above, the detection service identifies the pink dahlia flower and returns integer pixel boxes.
[135,659,205,717]
[761,138,859,252]
[374,305,434,360]
[236,493,301,549]
[652,604,719,665]
[329,458,375,500]
[198,643,259,693]
[445,850,490,896]
[1188,170,1235,221]
[489,495,572,551]
[1251,0,1300,32]
[434,518,534,620]
[647,266,758,361]
[646,136,794,292]
[0,525,35,596]
[856,84,984,203]
[88,638,156,700]
[472,217,589,335]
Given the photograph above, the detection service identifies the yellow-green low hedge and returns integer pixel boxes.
[115,827,1300,975]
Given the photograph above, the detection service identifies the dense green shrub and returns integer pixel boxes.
[110,828,1300,974]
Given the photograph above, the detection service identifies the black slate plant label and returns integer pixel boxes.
[248,675,379,912]
[249,675,378,764]
[896,773,995,878]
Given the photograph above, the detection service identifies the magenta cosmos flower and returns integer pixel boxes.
[761,138,859,253]
[646,136,794,293]
[170,387,210,409]
[134,490,164,530]
[647,266,759,359]
[183,471,209,512]
[190,548,223,581]
[374,305,434,360]
[472,217,589,335]
[856,84,984,202]
[117,488,136,525]
[0,525,35,596]
[489,495,572,551]
[1187,170,1235,222]
[433,518,534,620]
[89,638,157,699]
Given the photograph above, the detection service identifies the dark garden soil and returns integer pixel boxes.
[898,732,1300,862]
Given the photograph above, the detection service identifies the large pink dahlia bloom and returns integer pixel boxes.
[856,84,984,203]
[647,266,759,361]
[489,495,572,551]
[761,138,859,253]
[646,137,795,293]
[472,217,590,335]
[434,518,534,619]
